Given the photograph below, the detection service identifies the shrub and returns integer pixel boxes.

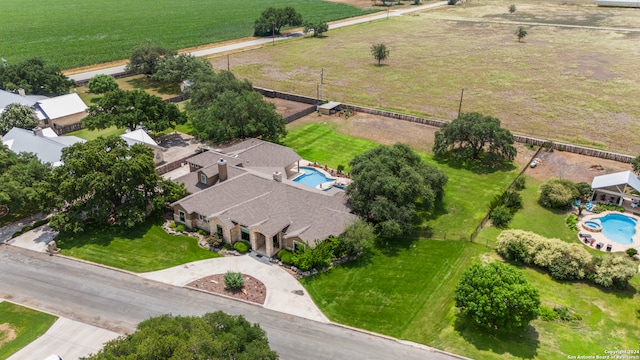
[592,255,637,289]
[557,145,566,151]
[294,240,335,271]
[169,222,177,230]
[575,182,592,200]
[337,164,345,173]
[224,271,244,290]
[593,204,624,213]
[87,74,118,94]
[502,190,523,211]
[566,214,578,232]
[539,306,558,321]
[539,178,579,209]
[198,229,207,236]
[277,249,295,265]
[175,224,186,233]
[626,248,638,257]
[513,176,526,191]
[490,205,513,228]
[234,241,249,254]
[337,220,376,257]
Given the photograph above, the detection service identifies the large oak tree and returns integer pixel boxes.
[0,103,39,135]
[433,112,516,162]
[345,143,448,238]
[50,136,186,233]
[0,58,73,96]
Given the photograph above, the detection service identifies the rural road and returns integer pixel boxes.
[0,246,462,360]
[67,1,448,82]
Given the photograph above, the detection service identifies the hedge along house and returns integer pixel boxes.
[170,139,357,257]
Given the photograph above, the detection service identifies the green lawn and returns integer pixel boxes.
[55,218,220,272]
[1,0,375,69]
[0,302,57,360]
[67,126,125,141]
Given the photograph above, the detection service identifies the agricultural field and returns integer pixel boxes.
[288,119,640,359]
[0,0,375,70]
[212,0,640,154]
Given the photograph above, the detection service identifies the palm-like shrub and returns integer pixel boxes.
[224,271,244,290]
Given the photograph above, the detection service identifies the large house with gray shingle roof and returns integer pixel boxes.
[171,139,357,257]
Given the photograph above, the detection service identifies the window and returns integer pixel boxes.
[272,234,280,249]
[198,214,203,221]
[178,210,185,222]
[241,228,250,242]
[217,225,223,237]
[200,174,207,184]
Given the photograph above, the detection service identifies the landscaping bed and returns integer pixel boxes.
[187,274,266,305]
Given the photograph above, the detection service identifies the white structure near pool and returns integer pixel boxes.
[579,211,640,252]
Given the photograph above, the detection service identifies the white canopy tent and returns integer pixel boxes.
[590,170,640,206]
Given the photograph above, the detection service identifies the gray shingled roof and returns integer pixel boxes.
[187,151,242,168]
[221,138,300,169]
[174,165,246,194]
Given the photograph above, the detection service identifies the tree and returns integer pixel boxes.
[433,112,517,162]
[538,178,579,209]
[151,53,211,84]
[345,143,448,237]
[455,262,540,331]
[0,103,39,135]
[186,70,253,111]
[81,312,278,360]
[0,145,56,215]
[50,136,186,233]
[83,89,186,132]
[632,154,640,173]
[189,89,286,143]
[254,7,303,36]
[125,42,175,75]
[303,20,329,37]
[592,255,637,289]
[370,43,389,66]
[509,4,517,14]
[87,74,119,94]
[337,219,377,256]
[0,58,73,96]
[515,26,528,42]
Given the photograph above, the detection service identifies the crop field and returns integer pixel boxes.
[212,0,640,154]
[0,0,374,70]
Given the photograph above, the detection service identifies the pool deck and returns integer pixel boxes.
[578,211,640,253]
[295,160,352,191]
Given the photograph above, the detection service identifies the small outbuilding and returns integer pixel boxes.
[318,101,341,115]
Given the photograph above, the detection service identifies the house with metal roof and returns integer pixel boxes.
[0,89,48,113]
[1,127,85,167]
[121,129,166,164]
[170,138,356,257]
[35,93,88,130]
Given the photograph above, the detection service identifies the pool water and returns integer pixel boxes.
[294,167,332,189]
[596,213,637,245]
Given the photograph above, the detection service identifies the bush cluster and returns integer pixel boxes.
[489,189,523,228]
[539,179,592,209]
[565,214,578,232]
[593,204,625,213]
[224,271,245,290]
[539,305,582,322]
[233,241,249,254]
[497,230,637,288]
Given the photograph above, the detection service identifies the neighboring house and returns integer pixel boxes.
[171,138,357,257]
[0,89,48,114]
[121,129,166,164]
[1,126,85,167]
[35,93,88,130]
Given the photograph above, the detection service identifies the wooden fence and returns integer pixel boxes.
[156,153,199,175]
[284,105,317,123]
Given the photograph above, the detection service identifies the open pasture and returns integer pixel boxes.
[0,0,373,70]
[214,0,640,154]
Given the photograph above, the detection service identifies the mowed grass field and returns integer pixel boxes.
[214,0,640,154]
[0,0,374,70]
[287,122,640,359]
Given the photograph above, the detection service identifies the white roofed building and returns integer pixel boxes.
[35,93,88,131]
[591,170,640,206]
[1,127,85,167]
[121,129,166,164]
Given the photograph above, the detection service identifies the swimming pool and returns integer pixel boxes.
[294,167,333,189]
[596,213,637,245]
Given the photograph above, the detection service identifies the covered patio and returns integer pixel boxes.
[591,170,640,209]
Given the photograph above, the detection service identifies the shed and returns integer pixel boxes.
[318,101,341,115]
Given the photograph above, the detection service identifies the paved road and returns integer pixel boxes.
[0,247,460,360]
[67,2,448,82]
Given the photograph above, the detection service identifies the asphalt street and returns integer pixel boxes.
[0,246,461,360]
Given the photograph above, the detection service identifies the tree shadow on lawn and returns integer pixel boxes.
[55,217,161,249]
[435,156,517,175]
[454,313,540,359]
[126,77,180,95]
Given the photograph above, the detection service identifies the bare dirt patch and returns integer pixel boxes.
[265,97,314,119]
[0,323,17,346]
[523,149,630,183]
[187,274,266,305]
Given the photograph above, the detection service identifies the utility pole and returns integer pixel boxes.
[227,55,230,71]
[272,22,275,45]
[457,88,464,118]
[319,68,324,102]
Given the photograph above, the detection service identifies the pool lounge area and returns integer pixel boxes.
[291,161,351,192]
[578,211,640,252]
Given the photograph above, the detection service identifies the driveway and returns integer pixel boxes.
[4,225,57,253]
[4,301,120,360]
[139,254,329,323]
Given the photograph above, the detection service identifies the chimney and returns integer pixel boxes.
[32,127,44,137]
[18,88,25,97]
[273,171,282,182]
[217,158,228,181]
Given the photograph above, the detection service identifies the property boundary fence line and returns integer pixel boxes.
[468,145,545,245]
[284,105,317,123]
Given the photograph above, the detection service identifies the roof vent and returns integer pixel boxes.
[273,171,282,182]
